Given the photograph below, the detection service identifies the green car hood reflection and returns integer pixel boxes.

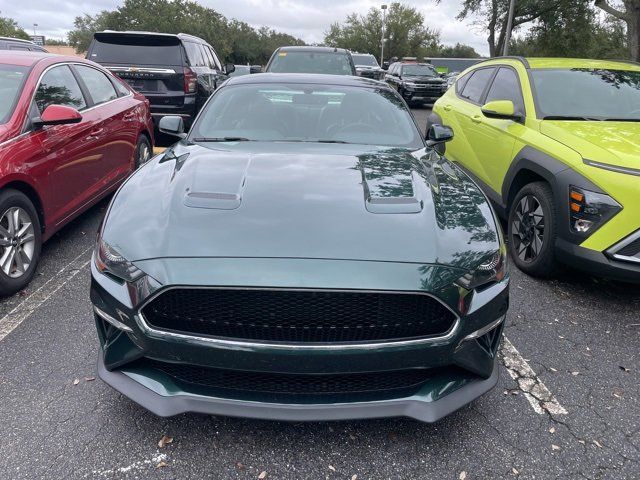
[103,141,499,271]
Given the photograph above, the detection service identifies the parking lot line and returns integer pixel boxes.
[90,453,168,477]
[0,246,93,343]
[501,336,568,415]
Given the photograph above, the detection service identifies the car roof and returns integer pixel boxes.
[95,30,207,43]
[0,36,39,45]
[225,73,387,88]
[277,46,350,54]
[469,56,640,71]
[0,51,100,68]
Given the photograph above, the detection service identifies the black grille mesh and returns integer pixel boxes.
[141,288,456,343]
[139,358,432,401]
[616,236,640,257]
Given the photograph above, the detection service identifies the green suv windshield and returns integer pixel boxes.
[190,83,423,148]
[268,51,353,75]
[531,68,640,121]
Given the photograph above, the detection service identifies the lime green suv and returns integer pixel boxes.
[430,57,640,282]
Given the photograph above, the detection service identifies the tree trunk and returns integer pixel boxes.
[628,2,640,61]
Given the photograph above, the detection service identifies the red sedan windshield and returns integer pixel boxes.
[0,65,28,124]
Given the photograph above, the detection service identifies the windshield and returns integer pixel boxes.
[532,68,640,121]
[0,65,28,124]
[268,51,353,75]
[190,83,423,148]
[352,55,379,67]
[401,65,438,77]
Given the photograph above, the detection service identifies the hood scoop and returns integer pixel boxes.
[358,151,424,214]
[183,155,250,210]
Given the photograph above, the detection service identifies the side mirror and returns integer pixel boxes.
[382,61,389,70]
[426,124,454,147]
[158,115,186,138]
[223,63,236,75]
[33,105,82,127]
[481,100,521,121]
[249,65,262,74]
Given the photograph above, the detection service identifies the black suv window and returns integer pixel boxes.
[459,67,495,104]
[74,65,117,105]
[35,65,86,113]
[88,36,183,66]
[485,67,524,112]
[184,42,206,67]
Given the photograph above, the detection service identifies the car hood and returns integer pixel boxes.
[540,121,640,170]
[103,141,499,271]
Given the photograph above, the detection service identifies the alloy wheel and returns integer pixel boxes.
[0,207,36,278]
[511,194,545,263]
[138,142,151,165]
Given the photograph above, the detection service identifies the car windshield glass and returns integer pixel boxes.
[0,65,28,124]
[352,55,378,67]
[268,51,353,75]
[532,68,640,120]
[89,37,183,66]
[402,65,437,76]
[190,83,423,148]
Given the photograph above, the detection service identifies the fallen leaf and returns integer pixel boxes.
[84,377,95,382]
[73,378,80,385]
[258,472,267,479]
[351,475,358,480]
[235,462,245,470]
[578,439,586,444]
[459,472,467,480]
[593,440,603,448]
[388,432,398,441]
[158,435,173,448]
[549,427,555,434]
[571,371,580,376]
[329,465,336,472]
[558,335,564,339]
[552,444,561,451]
[612,387,623,398]
[156,461,168,468]
[512,467,519,475]
[619,366,630,373]
[550,367,558,372]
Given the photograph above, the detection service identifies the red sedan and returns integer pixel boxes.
[0,52,154,295]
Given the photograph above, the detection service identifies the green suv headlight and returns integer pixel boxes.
[569,186,621,235]
[95,238,144,283]
[457,244,507,291]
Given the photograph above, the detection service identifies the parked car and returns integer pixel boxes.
[229,64,262,77]
[91,73,509,422]
[265,46,356,75]
[351,52,384,80]
[385,62,448,104]
[445,71,460,88]
[86,31,234,128]
[430,57,640,282]
[0,51,153,295]
[0,37,47,53]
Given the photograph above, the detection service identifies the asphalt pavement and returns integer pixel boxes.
[0,106,638,480]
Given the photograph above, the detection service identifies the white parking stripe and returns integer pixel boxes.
[90,453,168,477]
[0,246,93,342]
[501,336,568,415]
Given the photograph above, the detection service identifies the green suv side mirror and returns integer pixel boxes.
[426,124,454,147]
[481,100,522,121]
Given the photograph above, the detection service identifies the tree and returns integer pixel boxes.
[0,14,30,40]
[324,3,440,60]
[595,0,640,61]
[437,43,482,58]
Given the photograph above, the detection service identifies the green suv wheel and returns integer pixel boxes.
[508,182,557,278]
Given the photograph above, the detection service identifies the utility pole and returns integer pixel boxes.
[380,4,387,66]
[503,0,515,56]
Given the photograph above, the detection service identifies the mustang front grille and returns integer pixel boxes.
[140,288,457,343]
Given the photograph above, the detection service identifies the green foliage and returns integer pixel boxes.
[324,2,440,60]
[435,43,482,58]
[0,14,30,40]
[67,0,304,64]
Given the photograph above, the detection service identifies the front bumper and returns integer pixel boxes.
[91,257,509,421]
[98,353,499,422]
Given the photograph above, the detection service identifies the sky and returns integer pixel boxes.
[2,0,490,55]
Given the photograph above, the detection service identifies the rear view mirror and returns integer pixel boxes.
[481,100,521,121]
[224,63,236,75]
[34,104,82,127]
[249,65,262,74]
[426,124,454,147]
[158,115,186,138]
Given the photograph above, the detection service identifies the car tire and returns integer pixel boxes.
[134,134,152,168]
[0,189,42,296]
[507,181,557,278]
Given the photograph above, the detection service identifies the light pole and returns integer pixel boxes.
[380,4,387,66]
[503,0,515,56]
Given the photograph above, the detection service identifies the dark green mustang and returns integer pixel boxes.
[90,73,509,422]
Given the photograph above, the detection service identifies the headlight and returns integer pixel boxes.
[95,237,144,283]
[456,244,507,290]
[569,186,621,235]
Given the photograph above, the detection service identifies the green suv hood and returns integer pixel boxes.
[540,121,640,170]
[103,141,499,271]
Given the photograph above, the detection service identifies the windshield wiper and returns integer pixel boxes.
[600,118,640,122]
[192,137,252,142]
[316,139,352,144]
[542,115,601,121]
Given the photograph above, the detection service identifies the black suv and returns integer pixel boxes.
[351,53,384,80]
[385,62,447,104]
[0,37,47,52]
[265,46,356,76]
[87,31,234,127]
